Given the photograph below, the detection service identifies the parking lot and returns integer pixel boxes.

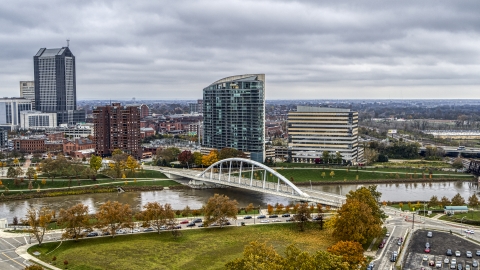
[403,229,480,269]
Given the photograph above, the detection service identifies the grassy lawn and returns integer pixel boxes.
[239,168,471,183]
[29,223,335,270]
[439,211,480,222]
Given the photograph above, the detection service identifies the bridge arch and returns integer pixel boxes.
[197,158,310,198]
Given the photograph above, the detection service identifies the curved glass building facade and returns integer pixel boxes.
[203,74,265,163]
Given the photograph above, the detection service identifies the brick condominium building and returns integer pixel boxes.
[93,103,141,158]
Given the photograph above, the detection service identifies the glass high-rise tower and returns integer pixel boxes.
[34,47,85,125]
[203,74,265,163]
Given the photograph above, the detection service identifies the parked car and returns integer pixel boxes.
[379,239,386,249]
[447,249,453,256]
[465,264,471,270]
[429,260,435,266]
[457,263,463,270]
[367,262,375,270]
[180,220,189,224]
[313,216,323,221]
[102,231,110,236]
[425,247,431,253]
[272,219,281,222]
[473,260,478,267]
[243,216,252,219]
[186,223,196,227]
[426,242,430,248]
[427,231,433,237]
[260,220,270,223]
[173,225,181,229]
[467,251,473,258]
[115,229,126,234]
[197,224,204,227]
[423,255,429,261]
[444,257,449,264]
[132,229,140,233]
[143,227,155,232]
[87,232,98,237]
[390,251,397,262]
[269,215,278,218]
[286,217,294,222]
[456,251,461,257]
[386,232,390,237]
[435,261,442,268]
[465,229,475,234]
[257,215,266,219]
[193,218,203,223]
[281,214,291,217]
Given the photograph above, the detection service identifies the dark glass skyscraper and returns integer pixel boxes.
[203,74,265,163]
[34,47,85,125]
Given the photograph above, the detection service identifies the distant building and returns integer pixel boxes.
[140,127,155,138]
[63,138,95,156]
[288,106,361,164]
[189,99,203,114]
[0,97,32,130]
[93,103,141,158]
[203,74,265,163]
[12,137,45,153]
[0,129,8,148]
[34,47,85,125]
[20,111,57,130]
[20,81,35,110]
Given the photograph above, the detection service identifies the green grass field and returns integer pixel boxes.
[29,223,335,270]
[1,170,169,191]
[439,211,480,222]
[240,168,472,183]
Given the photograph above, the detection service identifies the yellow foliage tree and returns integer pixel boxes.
[202,150,219,167]
[330,171,335,178]
[327,241,365,268]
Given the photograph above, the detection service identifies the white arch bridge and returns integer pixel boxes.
[162,158,346,208]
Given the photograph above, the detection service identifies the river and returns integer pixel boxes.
[1,180,478,222]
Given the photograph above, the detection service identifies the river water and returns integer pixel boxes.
[1,180,478,222]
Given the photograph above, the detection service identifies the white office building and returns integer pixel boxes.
[288,106,362,164]
[20,81,35,110]
[0,98,32,130]
[20,111,57,129]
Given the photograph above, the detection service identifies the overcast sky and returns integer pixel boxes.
[1,0,480,100]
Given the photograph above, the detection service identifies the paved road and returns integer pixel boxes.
[0,232,32,269]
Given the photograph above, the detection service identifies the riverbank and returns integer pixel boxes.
[0,181,187,202]
[293,177,474,186]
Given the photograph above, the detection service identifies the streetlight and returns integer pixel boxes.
[461,216,466,234]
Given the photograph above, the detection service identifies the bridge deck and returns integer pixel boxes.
[163,168,346,207]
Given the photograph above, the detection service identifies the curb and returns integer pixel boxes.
[16,243,62,270]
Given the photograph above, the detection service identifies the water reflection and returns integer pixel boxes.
[1,180,478,223]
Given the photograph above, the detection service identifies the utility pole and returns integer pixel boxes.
[412,213,415,229]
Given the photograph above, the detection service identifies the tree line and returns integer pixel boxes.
[154,147,246,167]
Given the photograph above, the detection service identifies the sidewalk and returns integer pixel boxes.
[16,243,62,270]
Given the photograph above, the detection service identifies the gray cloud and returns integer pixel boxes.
[1,0,480,100]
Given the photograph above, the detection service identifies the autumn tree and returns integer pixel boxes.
[219,148,245,160]
[182,205,192,217]
[327,241,365,268]
[225,241,285,270]
[293,203,312,231]
[202,150,219,167]
[451,193,465,206]
[203,194,238,227]
[95,201,132,237]
[363,148,379,165]
[125,155,139,175]
[109,150,128,179]
[329,171,335,178]
[440,196,451,207]
[225,241,350,270]
[157,147,181,163]
[22,207,53,246]
[245,203,254,214]
[26,167,36,181]
[333,187,384,244]
[89,155,102,176]
[7,167,20,179]
[178,150,194,167]
[428,195,439,208]
[57,203,90,241]
[192,152,203,166]
[136,202,175,234]
[468,194,480,209]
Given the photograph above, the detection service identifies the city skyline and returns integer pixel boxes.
[0,1,480,100]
